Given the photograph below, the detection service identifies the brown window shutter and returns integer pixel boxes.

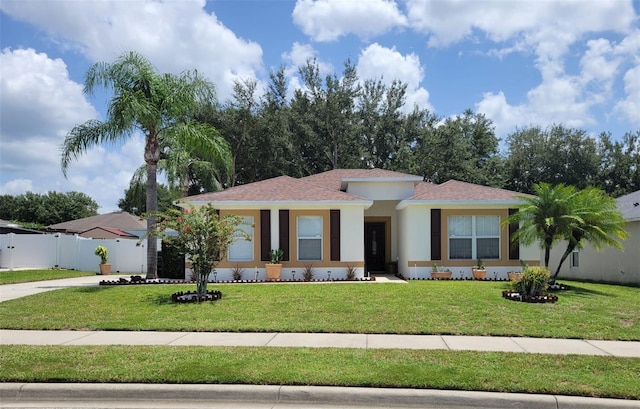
[260,210,271,261]
[508,208,520,260]
[430,209,441,261]
[330,209,340,261]
[279,210,290,261]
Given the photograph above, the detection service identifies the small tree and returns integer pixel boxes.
[148,204,249,296]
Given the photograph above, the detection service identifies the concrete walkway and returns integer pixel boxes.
[1,274,639,408]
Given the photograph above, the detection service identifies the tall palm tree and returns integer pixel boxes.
[61,51,229,279]
[129,132,231,198]
[552,187,627,282]
[505,183,578,268]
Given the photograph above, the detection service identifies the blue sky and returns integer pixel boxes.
[1,0,639,214]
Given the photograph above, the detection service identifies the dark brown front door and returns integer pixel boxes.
[364,222,386,273]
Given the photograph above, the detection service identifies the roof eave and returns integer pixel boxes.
[177,200,374,209]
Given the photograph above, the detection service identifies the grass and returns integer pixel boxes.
[1,345,638,399]
[0,280,638,340]
[0,269,95,284]
[2,277,638,398]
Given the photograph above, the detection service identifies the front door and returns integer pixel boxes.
[364,222,386,273]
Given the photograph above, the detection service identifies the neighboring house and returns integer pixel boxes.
[0,220,44,235]
[78,226,139,240]
[552,190,640,285]
[47,211,147,238]
[180,169,539,281]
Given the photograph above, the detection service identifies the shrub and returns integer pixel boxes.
[303,264,315,281]
[345,264,357,280]
[231,264,244,281]
[513,266,550,297]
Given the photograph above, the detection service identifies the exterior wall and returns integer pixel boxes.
[340,207,365,262]
[397,206,430,278]
[347,181,416,200]
[398,206,539,280]
[550,221,640,285]
[209,206,367,281]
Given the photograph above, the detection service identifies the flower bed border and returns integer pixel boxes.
[502,290,558,303]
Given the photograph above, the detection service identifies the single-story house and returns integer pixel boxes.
[0,220,44,235]
[179,169,539,281]
[551,190,640,285]
[47,211,147,238]
[78,226,139,240]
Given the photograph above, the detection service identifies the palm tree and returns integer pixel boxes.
[505,183,578,269]
[552,187,627,282]
[61,51,229,279]
[129,133,231,198]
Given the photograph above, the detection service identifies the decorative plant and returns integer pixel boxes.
[431,263,440,272]
[94,246,108,264]
[231,264,244,281]
[270,248,284,264]
[147,204,250,297]
[303,263,315,281]
[475,259,485,269]
[345,264,357,280]
[513,266,550,297]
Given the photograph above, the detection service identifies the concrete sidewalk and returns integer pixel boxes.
[2,329,639,357]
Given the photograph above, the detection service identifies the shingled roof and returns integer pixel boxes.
[407,180,526,202]
[183,175,370,203]
[47,211,146,233]
[616,190,640,221]
[301,169,423,191]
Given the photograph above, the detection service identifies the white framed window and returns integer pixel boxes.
[448,215,500,260]
[228,216,254,261]
[298,215,322,261]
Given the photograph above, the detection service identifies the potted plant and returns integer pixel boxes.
[265,248,284,281]
[94,245,111,275]
[471,258,486,280]
[430,263,452,279]
[508,260,526,281]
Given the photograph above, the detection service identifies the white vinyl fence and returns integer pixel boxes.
[0,233,151,274]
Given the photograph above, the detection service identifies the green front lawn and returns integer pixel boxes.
[1,280,638,340]
[2,345,638,399]
[0,269,95,284]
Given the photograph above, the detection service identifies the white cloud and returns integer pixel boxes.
[292,0,407,42]
[405,0,636,48]
[614,64,640,126]
[0,0,264,101]
[356,43,432,112]
[0,47,142,212]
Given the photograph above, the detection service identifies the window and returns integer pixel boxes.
[298,216,322,261]
[448,215,500,260]
[228,216,254,261]
[571,251,579,268]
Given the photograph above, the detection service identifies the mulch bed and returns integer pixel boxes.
[502,290,558,303]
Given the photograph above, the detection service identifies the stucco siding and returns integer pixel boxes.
[347,181,416,200]
[551,221,639,285]
[398,206,430,277]
[341,207,365,262]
